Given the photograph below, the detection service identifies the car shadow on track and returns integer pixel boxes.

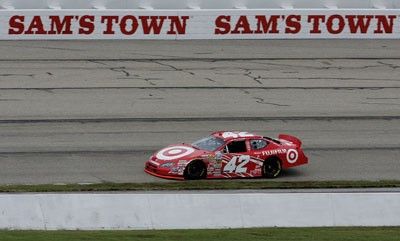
[279,168,306,179]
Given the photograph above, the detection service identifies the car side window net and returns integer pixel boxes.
[226,141,247,153]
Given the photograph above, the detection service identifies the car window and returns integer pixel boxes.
[192,136,225,151]
[226,140,247,153]
[250,139,268,150]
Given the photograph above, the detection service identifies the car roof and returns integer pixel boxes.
[211,131,264,141]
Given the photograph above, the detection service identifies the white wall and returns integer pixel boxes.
[0,192,399,230]
[1,0,400,39]
[2,9,400,39]
[1,0,400,10]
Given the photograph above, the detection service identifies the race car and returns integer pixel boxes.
[145,131,308,180]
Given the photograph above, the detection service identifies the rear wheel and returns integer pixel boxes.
[184,160,206,180]
[263,157,282,178]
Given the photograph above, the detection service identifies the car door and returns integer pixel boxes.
[220,139,252,175]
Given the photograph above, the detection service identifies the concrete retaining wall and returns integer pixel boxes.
[0,192,399,230]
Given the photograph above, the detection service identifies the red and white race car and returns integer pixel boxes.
[145,131,308,180]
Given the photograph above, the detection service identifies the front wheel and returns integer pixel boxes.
[263,157,282,178]
[184,160,206,180]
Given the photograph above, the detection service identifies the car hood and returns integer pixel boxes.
[151,143,211,164]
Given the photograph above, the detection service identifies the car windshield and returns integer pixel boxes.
[192,136,225,151]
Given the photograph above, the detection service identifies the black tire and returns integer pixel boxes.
[184,160,207,180]
[263,157,282,178]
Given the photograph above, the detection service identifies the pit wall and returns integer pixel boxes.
[1,192,399,230]
[1,0,400,39]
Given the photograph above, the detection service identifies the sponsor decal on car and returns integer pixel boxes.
[250,168,262,176]
[286,149,299,164]
[156,146,195,160]
[222,131,254,139]
[261,149,287,156]
[169,166,185,175]
[178,160,188,165]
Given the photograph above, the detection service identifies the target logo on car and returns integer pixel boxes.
[286,149,299,164]
[156,146,195,160]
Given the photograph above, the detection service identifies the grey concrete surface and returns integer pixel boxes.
[0,40,399,184]
[0,119,399,153]
[0,119,399,184]
[1,40,400,60]
[0,149,398,184]
[0,88,399,121]
[1,59,400,89]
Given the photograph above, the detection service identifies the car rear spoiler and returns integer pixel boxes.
[278,134,302,147]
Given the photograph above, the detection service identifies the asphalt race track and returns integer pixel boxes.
[0,40,399,184]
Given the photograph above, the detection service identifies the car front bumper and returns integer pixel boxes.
[144,161,184,180]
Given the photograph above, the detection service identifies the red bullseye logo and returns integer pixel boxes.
[156,146,195,160]
[286,149,298,164]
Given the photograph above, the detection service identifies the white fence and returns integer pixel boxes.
[1,0,400,10]
[1,192,399,230]
[1,0,400,39]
